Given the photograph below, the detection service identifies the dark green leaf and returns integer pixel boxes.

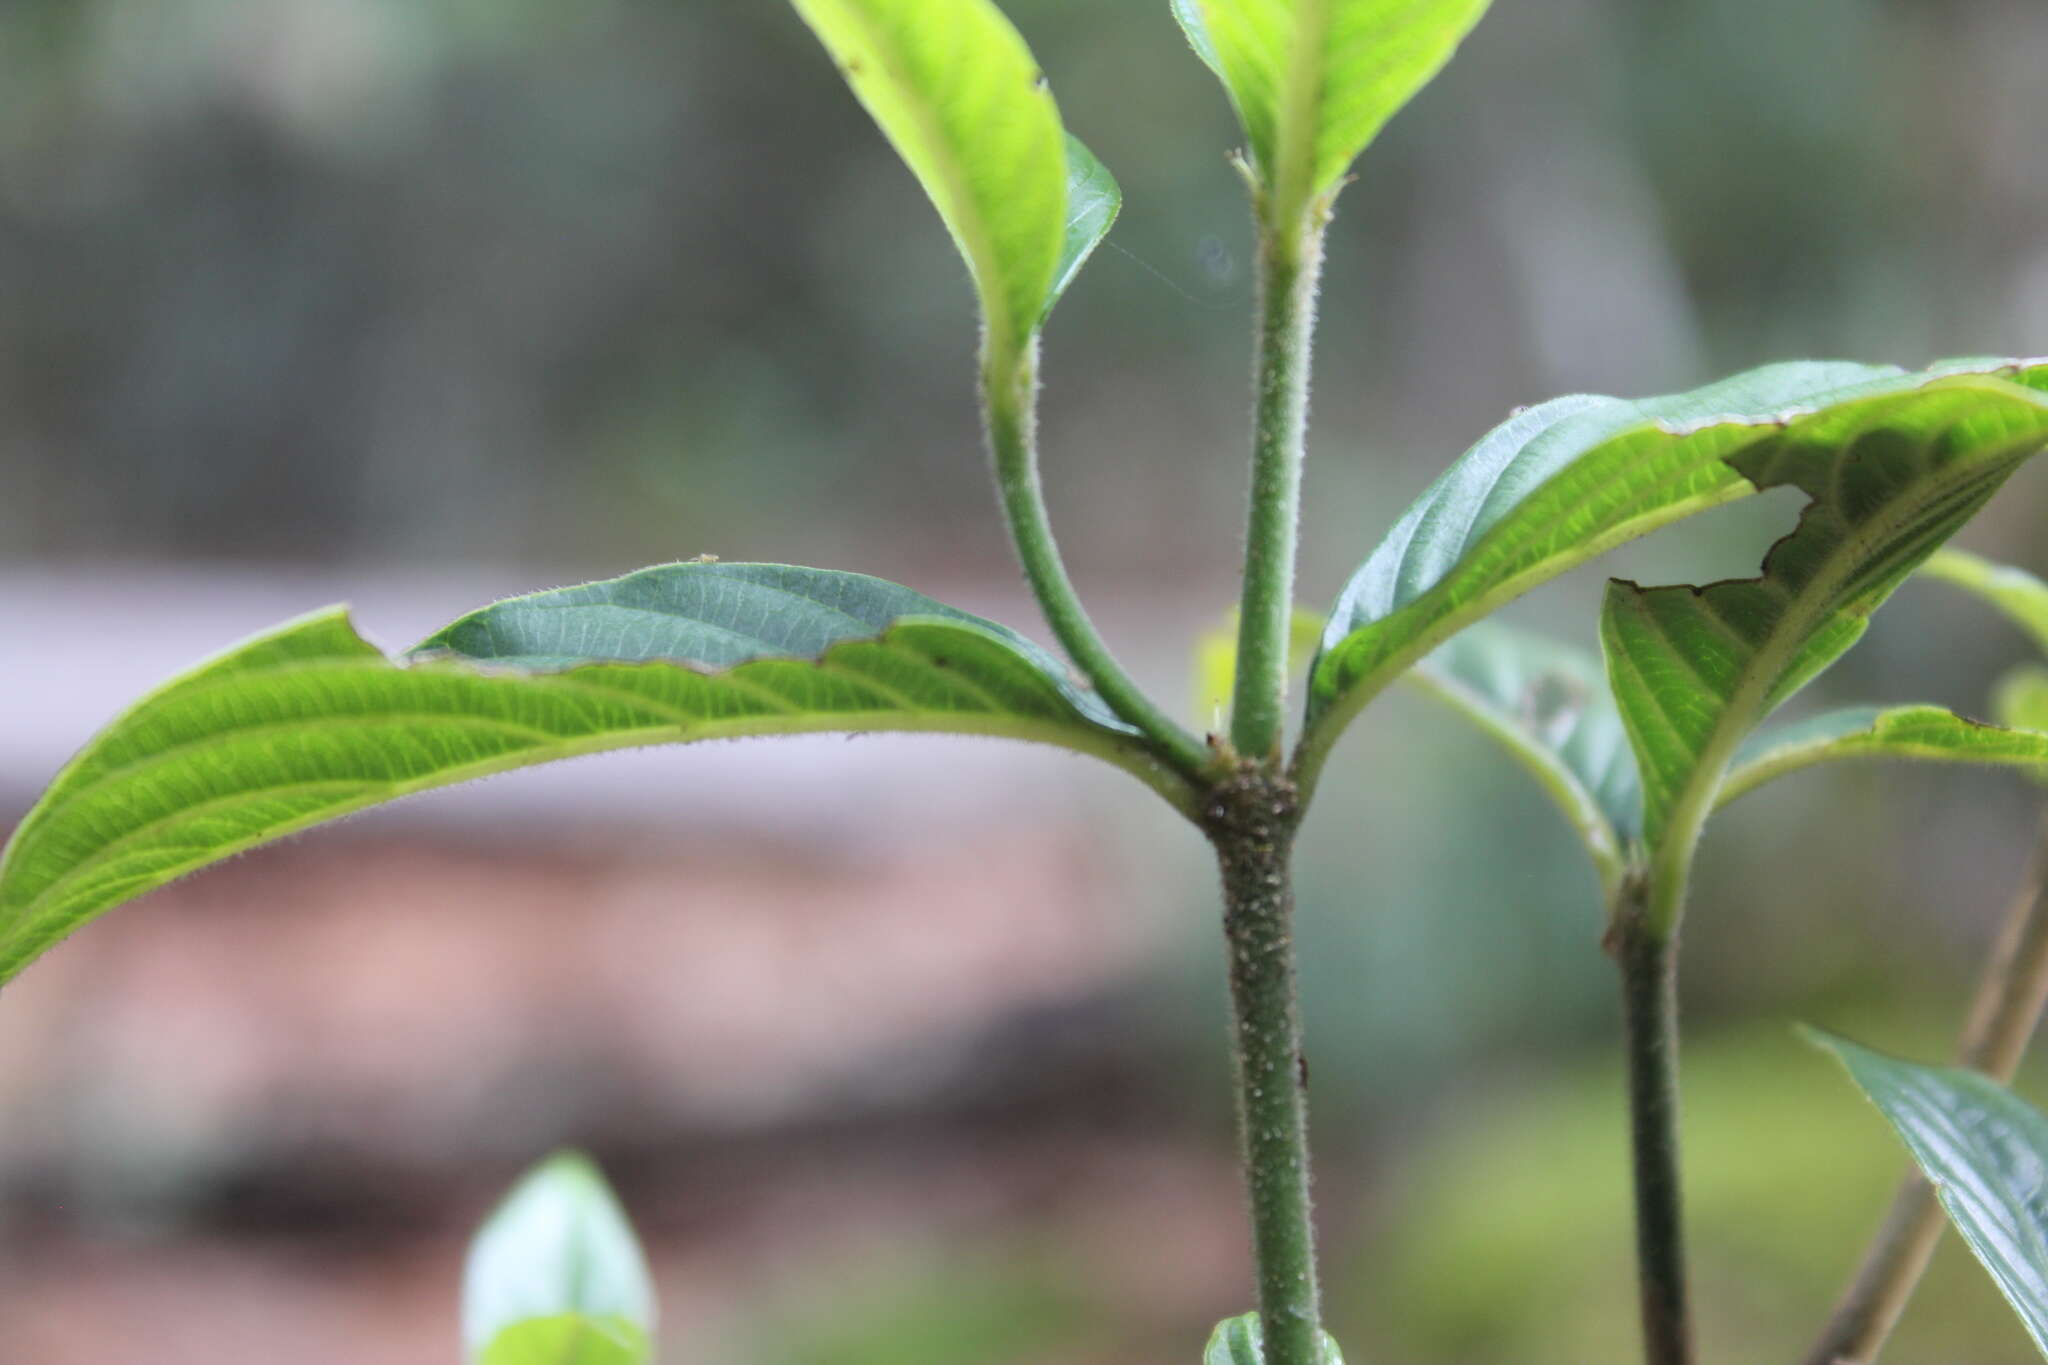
[1301,360,1974,793]
[787,0,1073,362]
[1599,372,2048,930]
[1178,0,1493,217]
[1203,1312,1345,1365]
[1811,1031,2048,1358]
[464,1152,656,1365]
[1405,622,1636,896]
[1720,705,2048,806]
[0,563,1195,984]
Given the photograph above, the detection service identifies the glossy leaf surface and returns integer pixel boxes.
[1203,1312,1345,1365]
[1720,705,2048,806]
[1405,622,1636,894]
[788,0,1073,360]
[1174,0,1492,215]
[1302,360,1970,787]
[0,563,1191,983]
[1814,1032,2048,1357]
[465,1152,655,1365]
[1601,372,2048,873]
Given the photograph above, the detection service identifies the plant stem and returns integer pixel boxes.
[1611,892,1695,1365]
[983,347,1213,777]
[1802,808,2048,1365]
[1230,211,1328,766]
[1208,770,1322,1365]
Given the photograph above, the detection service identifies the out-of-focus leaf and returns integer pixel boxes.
[1812,1032,2048,1358]
[786,0,1077,361]
[1720,705,2048,806]
[1405,622,1636,898]
[1194,607,1324,732]
[2000,667,2048,735]
[1203,1312,1345,1365]
[1923,549,2048,657]
[1300,360,1984,794]
[0,563,1196,983]
[1176,0,1493,218]
[464,1152,656,1365]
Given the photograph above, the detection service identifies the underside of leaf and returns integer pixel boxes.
[0,563,1192,985]
[1720,705,2048,807]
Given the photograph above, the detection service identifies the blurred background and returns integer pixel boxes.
[2,1,2047,1361]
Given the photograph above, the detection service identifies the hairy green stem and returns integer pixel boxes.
[1230,215,1328,765]
[1611,895,1695,1365]
[1208,771,1322,1365]
[983,348,1213,778]
[1802,810,2048,1365]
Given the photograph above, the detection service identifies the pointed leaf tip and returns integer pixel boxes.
[464,1151,656,1365]
[1811,1032,2048,1357]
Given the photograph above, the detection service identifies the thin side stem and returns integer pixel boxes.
[1611,895,1695,1365]
[1802,808,2048,1365]
[983,348,1213,778]
[1208,772,1322,1365]
[1229,215,1327,766]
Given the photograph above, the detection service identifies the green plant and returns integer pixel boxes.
[2,3,2047,1363]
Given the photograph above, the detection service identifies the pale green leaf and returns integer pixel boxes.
[1922,549,2048,659]
[465,1152,655,1365]
[1193,607,1324,731]
[1811,1031,2048,1358]
[1048,135,1120,320]
[1720,705,2048,807]
[0,563,1196,983]
[1180,0,1493,215]
[1598,373,2048,929]
[480,1315,649,1365]
[1405,622,1636,896]
[1203,1312,1345,1365]
[1300,360,2000,794]
[2000,666,2048,734]
[788,0,1070,360]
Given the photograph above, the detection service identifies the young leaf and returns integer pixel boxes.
[1811,1031,2048,1358]
[1600,373,2048,931]
[1203,1312,1345,1365]
[1175,0,1493,219]
[0,562,1198,984]
[1922,549,2048,658]
[1719,705,2048,807]
[464,1151,656,1365]
[1192,606,1325,731]
[787,0,1108,362]
[1404,622,1637,898]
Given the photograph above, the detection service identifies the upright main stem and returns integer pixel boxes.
[1230,215,1327,764]
[1209,772,1322,1365]
[1803,810,2048,1365]
[1612,898,1695,1365]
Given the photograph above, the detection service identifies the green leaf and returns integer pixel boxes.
[2000,666,2048,735]
[1599,372,2048,929]
[1203,1312,1345,1365]
[1810,1031,2048,1358]
[787,0,1077,362]
[464,1151,655,1365]
[1177,0,1493,217]
[1404,622,1637,897]
[1720,705,2048,806]
[1922,549,2048,659]
[0,563,1196,984]
[1193,606,1325,731]
[1300,360,2010,794]
[1048,134,1120,321]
